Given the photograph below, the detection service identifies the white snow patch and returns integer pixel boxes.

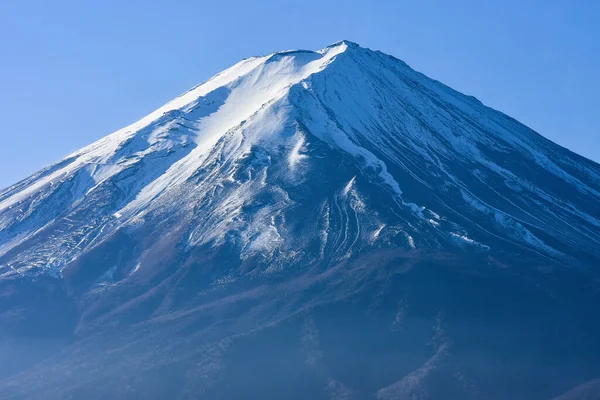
[407,234,416,249]
[450,232,490,250]
[288,134,308,171]
[129,263,141,275]
[372,223,386,242]
[342,176,356,197]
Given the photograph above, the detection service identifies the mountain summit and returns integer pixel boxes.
[1,42,599,400]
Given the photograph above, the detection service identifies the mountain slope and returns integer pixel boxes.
[1,41,599,400]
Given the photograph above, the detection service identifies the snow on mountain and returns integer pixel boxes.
[1,40,599,281]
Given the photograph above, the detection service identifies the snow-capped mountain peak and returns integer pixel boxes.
[2,41,600,400]
[1,41,600,281]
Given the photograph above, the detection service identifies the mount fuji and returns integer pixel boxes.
[1,41,599,400]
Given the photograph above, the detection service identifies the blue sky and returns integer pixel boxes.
[1,0,598,188]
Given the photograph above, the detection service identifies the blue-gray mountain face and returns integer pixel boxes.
[1,41,599,400]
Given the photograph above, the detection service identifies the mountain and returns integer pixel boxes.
[1,41,599,400]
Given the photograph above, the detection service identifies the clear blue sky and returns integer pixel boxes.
[1,0,599,188]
